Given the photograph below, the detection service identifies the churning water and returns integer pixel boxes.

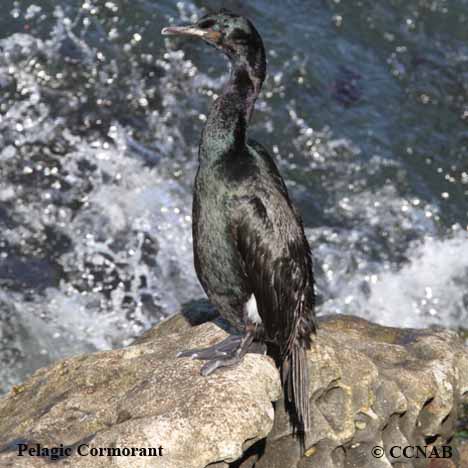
[0,0,467,394]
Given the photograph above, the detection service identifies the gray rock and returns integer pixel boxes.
[0,305,466,468]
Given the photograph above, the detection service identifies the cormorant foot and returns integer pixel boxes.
[178,332,263,376]
[176,334,242,360]
[200,355,243,376]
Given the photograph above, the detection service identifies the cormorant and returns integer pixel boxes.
[162,10,316,440]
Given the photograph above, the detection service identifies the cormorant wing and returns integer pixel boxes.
[232,190,315,351]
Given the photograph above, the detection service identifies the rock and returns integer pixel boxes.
[456,439,468,467]
[0,303,467,468]
[0,304,280,468]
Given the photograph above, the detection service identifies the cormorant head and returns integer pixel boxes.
[162,9,265,80]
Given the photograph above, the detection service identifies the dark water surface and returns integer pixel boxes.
[0,0,467,394]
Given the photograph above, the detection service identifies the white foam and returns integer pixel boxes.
[316,230,468,329]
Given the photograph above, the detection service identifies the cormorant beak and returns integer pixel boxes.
[162,25,222,45]
[161,25,208,39]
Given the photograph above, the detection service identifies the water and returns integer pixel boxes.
[0,0,467,395]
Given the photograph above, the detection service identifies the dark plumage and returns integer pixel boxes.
[162,10,316,443]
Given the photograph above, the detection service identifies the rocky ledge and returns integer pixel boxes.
[0,301,467,468]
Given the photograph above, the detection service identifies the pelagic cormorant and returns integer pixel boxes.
[162,10,316,438]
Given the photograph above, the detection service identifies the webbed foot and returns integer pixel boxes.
[177,332,266,376]
[177,334,242,360]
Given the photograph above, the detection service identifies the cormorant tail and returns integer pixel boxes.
[282,343,310,439]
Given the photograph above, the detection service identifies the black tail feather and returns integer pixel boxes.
[281,343,310,451]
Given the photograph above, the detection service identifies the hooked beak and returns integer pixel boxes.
[161,25,208,39]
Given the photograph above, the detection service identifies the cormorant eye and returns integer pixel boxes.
[229,29,250,44]
[198,19,216,29]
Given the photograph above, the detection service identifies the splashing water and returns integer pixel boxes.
[0,0,467,394]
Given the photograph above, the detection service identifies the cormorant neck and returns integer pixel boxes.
[200,51,265,162]
[228,59,263,123]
